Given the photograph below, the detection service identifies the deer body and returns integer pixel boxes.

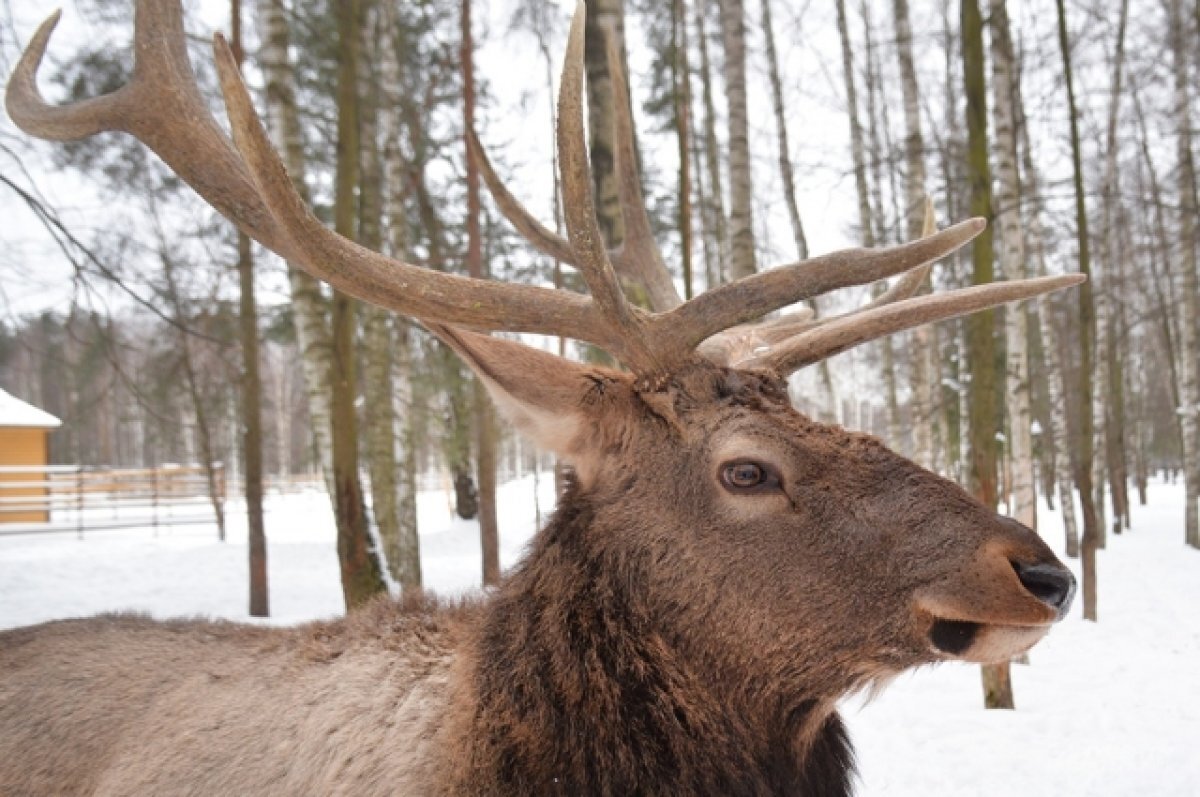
[0,579,849,796]
[2,359,1068,794]
[4,1,1083,792]
[0,605,457,795]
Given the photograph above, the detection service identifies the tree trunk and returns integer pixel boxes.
[834,0,875,250]
[231,0,267,617]
[988,0,1034,530]
[399,92,479,522]
[962,0,1012,710]
[936,4,962,482]
[694,0,729,284]
[332,0,385,609]
[230,0,266,619]
[238,230,268,616]
[256,0,336,503]
[674,0,694,299]
[584,0,627,248]
[892,0,936,469]
[1132,87,1184,425]
[1168,0,1200,548]
[379,0,421,590]
[159,253,226,544]
[1016,76,1079,556]
[718,0,756,279]
[760,0,837,422]
[463,0,500,586]
[1098,0,1131,536]
[858,1,901,448]
[1056,0,1100,620]
[358,1,404,590]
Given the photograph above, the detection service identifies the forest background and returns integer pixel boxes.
[1,0,1197,716]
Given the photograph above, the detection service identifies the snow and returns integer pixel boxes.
[1,475,1197,794]
[0,388,61,428]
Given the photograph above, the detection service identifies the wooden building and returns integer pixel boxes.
[0,389,61,524]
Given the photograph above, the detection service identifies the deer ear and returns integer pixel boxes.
[428,325,621,478]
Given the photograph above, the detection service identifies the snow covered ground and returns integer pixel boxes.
[1,475,1197,794]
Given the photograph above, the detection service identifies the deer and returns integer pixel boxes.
[1,1,1081,794]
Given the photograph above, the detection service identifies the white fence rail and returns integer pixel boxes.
[0,464,225,537]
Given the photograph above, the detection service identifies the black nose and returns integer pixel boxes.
[1012,562,1076,619]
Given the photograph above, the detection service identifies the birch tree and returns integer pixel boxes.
[673,0,694,299]
[378,0,421,590]
[1098,0,1132,536]
[359,0,407,590]
[892,0,937,468]
[694,0,729,284]
[988,0,1033,529]
[1168,0,1200,548]
[1010,58,1079,554]
[585,0,626,248]
[1056,0,1100,620]
[255,0,336,500]
[719,0,756,279]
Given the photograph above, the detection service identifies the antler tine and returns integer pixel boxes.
[746,274,1085,374]
[694,202,943,367]
[696,309,816,365]
[467,128,578,265]
[9,2,621,346]
[469,128,652,296]
[866,196,940,308]
[556,2,659,371]
[602,22,684,312]
[653,217,986,359]
[6,4,278,248]
[470,20,683,316]
[211,34,614,342]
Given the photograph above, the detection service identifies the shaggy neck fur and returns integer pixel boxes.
[443,481,855,796]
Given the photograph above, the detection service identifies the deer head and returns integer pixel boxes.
[7,0,1077,684]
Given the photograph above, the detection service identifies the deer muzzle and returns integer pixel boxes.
[912,535,1076,663]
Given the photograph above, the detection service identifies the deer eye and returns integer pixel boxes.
[719,461,779,493]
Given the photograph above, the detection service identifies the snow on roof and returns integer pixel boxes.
[0,388,61,429]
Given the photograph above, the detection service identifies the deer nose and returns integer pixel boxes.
[1012,561,1076,619]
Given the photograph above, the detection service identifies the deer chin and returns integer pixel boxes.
[927,618,1052,663]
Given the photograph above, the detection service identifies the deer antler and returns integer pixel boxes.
[601,21,683,312]
[7,2,622,353]
[8,0,1081,381]
[731,200,1084,374]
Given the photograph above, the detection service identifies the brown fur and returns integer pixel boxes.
[0,349,1072,795]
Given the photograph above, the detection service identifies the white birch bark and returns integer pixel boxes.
[379,0,422,588]
[892,0,936,469]
[1168,0,1200,547]
[988,0,1035,528]
[694,0,730,284]
[1018,92,1079,556]
[255,0,335,501]
[718,0,756,279]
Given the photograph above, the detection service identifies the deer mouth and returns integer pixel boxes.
[927,617,1052,663]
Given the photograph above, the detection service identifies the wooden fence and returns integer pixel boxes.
[0,464,224,537]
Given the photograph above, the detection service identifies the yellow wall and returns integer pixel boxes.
[0,428,50,523]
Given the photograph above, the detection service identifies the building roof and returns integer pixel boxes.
[0,388,61,429]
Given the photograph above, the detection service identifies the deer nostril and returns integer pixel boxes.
[1012,561,1076,618]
